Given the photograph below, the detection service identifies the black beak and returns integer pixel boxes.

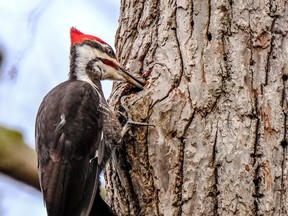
[118,67,144,89]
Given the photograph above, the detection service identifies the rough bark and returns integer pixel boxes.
[0,126,40,190]
[105,0,288,215]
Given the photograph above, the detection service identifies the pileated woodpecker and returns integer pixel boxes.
[35,27,144,216]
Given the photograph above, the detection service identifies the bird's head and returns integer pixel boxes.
[69,27,144,89]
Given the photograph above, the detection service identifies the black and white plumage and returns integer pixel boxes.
[35,28,144,216]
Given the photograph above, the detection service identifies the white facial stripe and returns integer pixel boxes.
[75,45,117,81]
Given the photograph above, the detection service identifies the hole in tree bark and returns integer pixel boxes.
[207,32,212,41]
[250,60,255,66]
[171,131,177,138]
[280,140,288,148]
[282,74,288,81]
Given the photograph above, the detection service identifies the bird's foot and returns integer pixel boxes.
[121,120,155,138]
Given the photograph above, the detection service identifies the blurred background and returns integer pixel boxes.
[0,0,120,215]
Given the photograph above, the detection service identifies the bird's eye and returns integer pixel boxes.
[107,48,114,57]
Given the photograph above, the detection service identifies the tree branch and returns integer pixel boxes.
[0,126,40,190]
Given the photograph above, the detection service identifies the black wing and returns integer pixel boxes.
[35,80,103,216]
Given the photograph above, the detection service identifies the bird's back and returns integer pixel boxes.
[35,80,104,216]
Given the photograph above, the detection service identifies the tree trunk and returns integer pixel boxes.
[105,0,288,215]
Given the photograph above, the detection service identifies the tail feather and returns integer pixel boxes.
[89,190,118,216]
[77,159,99,216]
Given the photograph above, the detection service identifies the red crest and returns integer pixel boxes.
[70,27,107,45]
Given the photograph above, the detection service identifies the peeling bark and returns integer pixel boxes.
[106,0,288,215]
